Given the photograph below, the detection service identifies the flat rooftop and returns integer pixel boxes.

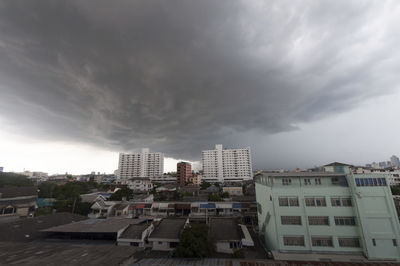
[149,218,186,239]
[42,218,147,233]
[209,218,241,241]
[0,242,136,266]
[258,172,345,177]
[119,223,151,239]
[0,213,87,242]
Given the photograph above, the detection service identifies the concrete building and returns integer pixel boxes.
[117,148,163,180]
[124,177,153,192]
[202,144,252,183]
[255,165,400,261]
[177,162,191,187]
[117,223,154,247]
[188,173,202,185]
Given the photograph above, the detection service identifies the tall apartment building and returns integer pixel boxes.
[255,164,400,261]
[117,148,163,180]
[391,155,400,168]
[177,162,192,187]
[202,144,252,183]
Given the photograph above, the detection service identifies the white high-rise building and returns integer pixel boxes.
[202,144,252,183]
[117,148,164,180]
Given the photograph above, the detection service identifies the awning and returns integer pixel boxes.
[175,203,191,210]
[168,203,175,208]
[136,204,145,209]
[159,203,169,208]
[232,203,241,208]
[200,203,216,209]
[215,203,232,209]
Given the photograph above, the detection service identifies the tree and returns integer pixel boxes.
[0,172,34,187]
[391,186,400,195]
[200,181,211,190]
[208,193,222,201]
[221,192,230,198]
[109,187,133,201]
[173,224,214,258]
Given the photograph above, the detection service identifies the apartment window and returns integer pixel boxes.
[315,178,321,185]
[304,178,311,185]
[305,197,326,207]
[331,197,352,207]
[334,216,356,226]
[312,237,333,247]
[308,216,329,225]
[338,238,360,247]
[372,239,376,246]
[283,236,305,246]
[393,239,398,247]
[331,177,339,185]
[279,197,299,207]
[355,177,387,187]
[281,216,302,225]
[282,178,291,186]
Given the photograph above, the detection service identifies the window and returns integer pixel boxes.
[372,239,376,246]
[283,236,305,246]
[312,237,333,247]
[331,177,339,185]
[393,239,398,247]
[308,216,329,225]
[355,177,387,187]
[257,203,262,214]
[338,238,360,247]
[331,197,352,207]
[315,178,321,185]
[305,197,326,207]
[282,178,291,186]
[334,216,356,226]
[169,242,178,248]
[279,197,299,207]
[304,179,311,185]
[281,216,302,225]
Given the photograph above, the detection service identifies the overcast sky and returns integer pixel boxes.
[1,0,400,175]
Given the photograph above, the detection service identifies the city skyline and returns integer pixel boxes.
[1,1,400,174]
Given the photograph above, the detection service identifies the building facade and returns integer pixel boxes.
[391,156,400,168]
[117,148,164,180]
[255,168,400,261]
[202,144,252,183]
[177,162,192,187]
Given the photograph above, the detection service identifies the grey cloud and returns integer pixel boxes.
[0,0,399,165]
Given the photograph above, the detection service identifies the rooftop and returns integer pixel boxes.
[0,242,136,266]
[0,187,37,198]
[149,218,186,239]
[42,218,147,233]
[0,213,87,242]
[119,223,151,239]
[258,171,344,177]
[209,218,241,241]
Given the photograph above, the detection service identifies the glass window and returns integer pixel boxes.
[372,239,376,246]
[289,197,299,206]
[334,216,356,226]
[393,239,397,247]
[282,178,291,186]
[341,198,352,206]
[281,216,302,225]
[279,197,289,206]
[315,178,321,185]
[304,178,311,185]
[355,178,360,186]
[308,216,329,225]
[338,237,360,247]
[283,236,305,246]
[305,197,315,206]
[331,197,341,207]
[315,197,326,206]
[312,237,333,247]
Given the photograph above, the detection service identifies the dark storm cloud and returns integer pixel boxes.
[0,0,399,161]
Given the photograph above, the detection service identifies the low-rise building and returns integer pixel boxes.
[209,218,243,254]
[122,178,153,192]
[148,218,188,251]
[117,223,154,247]
[0,187,37,222]
[222,186,243,196]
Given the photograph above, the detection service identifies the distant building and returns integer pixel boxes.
[222,186,243,196]
[188,173,202,185]
[0,167,3,172]
[255,163,400,261]
[177,162,191,187]
[0,187,37,222]
[391,155,400,168]
[202,144,252,183]
[125,178,153,192]
[117,148,164,180]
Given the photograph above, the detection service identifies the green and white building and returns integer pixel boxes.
[255,164,400,261]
